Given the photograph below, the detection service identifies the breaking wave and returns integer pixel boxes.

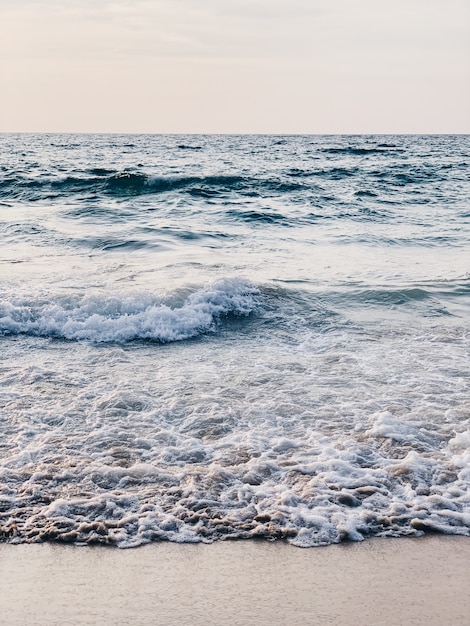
[0,278,261,343]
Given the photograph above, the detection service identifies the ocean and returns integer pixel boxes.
[0,133,469,547]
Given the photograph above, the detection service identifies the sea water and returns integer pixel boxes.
[0,134,469,546]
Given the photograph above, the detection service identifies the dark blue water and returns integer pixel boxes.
[0,134,469,546]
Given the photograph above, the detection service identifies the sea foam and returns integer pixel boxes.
[0,278,260,343]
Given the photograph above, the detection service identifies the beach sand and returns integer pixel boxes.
[1,536,469,626]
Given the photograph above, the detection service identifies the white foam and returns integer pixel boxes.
[1,279,469,548]
[366,411,429,445]
[0,277,260,343]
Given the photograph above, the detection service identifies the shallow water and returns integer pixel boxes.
[1,134,469,546]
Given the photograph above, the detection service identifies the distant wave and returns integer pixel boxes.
[0,171,306,200]
[0,159,453,202]
[0,278,261,343]
[177,144,203,150]
[3,165,422,201]
[320,146,402,155]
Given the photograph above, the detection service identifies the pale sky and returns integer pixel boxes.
[1,0,469,133]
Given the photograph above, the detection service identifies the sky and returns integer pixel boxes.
[1,0,469,133]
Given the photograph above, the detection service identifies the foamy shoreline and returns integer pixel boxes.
[1,536,469,625]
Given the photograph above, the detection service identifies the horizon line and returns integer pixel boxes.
[1,131,469,136]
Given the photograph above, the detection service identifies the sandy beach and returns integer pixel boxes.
[1,536,469,626]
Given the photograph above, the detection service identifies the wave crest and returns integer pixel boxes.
[0,278,260,343]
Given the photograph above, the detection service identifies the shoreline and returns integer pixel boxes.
[1,535,469,625]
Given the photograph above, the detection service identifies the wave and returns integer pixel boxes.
[102,173,307,196]
[1,160,453,203]
[0,171,307,200]
[0,172,245,199]
[2,415,469,547]
[177,144,203,150]
[346,286,434,306]
[320,146,400,155]
[225,209,288,224]
[0,278,261,343]
[322,280,470,319]
[97,173,251,196]
[1,165,384,201]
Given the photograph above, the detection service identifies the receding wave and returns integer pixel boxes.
[2,414,469,547]
[0,278,261,343]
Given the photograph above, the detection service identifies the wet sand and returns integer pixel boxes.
[1,536,469,625]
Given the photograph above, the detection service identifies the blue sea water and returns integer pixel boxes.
[0,134,469,547]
